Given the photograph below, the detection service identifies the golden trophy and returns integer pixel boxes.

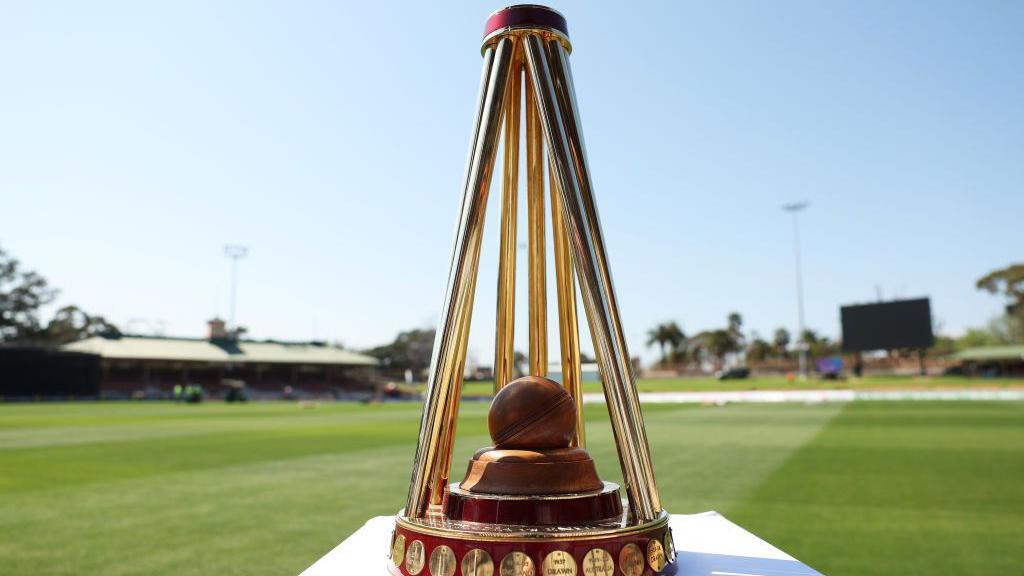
[390,5,675,576]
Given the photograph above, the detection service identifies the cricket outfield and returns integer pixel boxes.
[0,396,1021,575]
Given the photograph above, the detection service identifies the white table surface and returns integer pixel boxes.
[301,512,821,576]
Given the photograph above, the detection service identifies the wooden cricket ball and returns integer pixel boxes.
[488,375,576,449]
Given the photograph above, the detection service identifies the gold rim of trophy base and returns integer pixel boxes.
[396,509,670,543]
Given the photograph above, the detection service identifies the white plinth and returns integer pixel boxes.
[300,511,821,576]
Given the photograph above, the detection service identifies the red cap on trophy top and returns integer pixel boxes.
[483,4,569,41]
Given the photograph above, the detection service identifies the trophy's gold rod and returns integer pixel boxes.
[406,37,515,518]
[546,38,661,514]
[523,33,662,522]
[550,162,584,447]
[494,48,521,394]
[525,69,548,377]
[432,265,478,507]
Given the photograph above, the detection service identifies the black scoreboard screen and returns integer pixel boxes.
[841,298,934,351]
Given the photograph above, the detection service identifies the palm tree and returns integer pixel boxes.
[647,322,685,366]
[512,350,528,378]
[727,312,744,343]
[647,324,669,365]
[663,322,686,363]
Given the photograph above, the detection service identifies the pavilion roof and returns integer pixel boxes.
[63,335,379,366]
[950,345,1024,362]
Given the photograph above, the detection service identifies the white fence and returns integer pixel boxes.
[582,389,1024,404]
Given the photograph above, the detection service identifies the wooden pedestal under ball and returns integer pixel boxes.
[391,5,675,576]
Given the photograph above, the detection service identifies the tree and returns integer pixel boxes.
[956,316,1021,350]
[647,322,687,366]
[706,329,740,366]
[366,328,436,373]
[746,331,772,361]
[727,312,744,343]
[0,245,58,342]
[647,323,669,365]
[957,328,996,349]
[43,305,120,344]
[977,264,1024,317]
[513,350,528,378]
[772,328,791,358]
[985,315,1023,344]
[800,328,839,358]
[646,324,669,364]
[663,322,686,363]
[977,264,1024,342]
[685,333,706,366]
[929,335,957,357]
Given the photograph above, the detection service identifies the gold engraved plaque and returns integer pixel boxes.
[647,538,667,572]
[580,549,614,576]
[406,540,426,575]
[541,550,576,576]
[499,551,535,576]
[391,533,406,567]
[430,545,457,576]
[663,530,676,564]
[462,549,495,576]
[618,543,644,576]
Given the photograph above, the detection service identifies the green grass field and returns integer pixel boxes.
[1,398,1022,575]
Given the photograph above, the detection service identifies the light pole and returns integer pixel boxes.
[224,245,248,332]
[782,202,808,380]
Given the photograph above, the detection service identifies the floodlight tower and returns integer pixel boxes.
[224,245,249,332]
[782,202,808,380]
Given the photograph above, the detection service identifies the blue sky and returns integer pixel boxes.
[2,1,1021,364]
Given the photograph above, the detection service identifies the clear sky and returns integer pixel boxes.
[2,1,1021,365]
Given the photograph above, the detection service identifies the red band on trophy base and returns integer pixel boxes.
[484,5,569,39]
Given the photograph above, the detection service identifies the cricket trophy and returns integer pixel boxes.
[391,6,675,576]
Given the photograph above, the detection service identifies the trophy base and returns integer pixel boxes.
[389,507,675,576]
[302,512,824,576]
